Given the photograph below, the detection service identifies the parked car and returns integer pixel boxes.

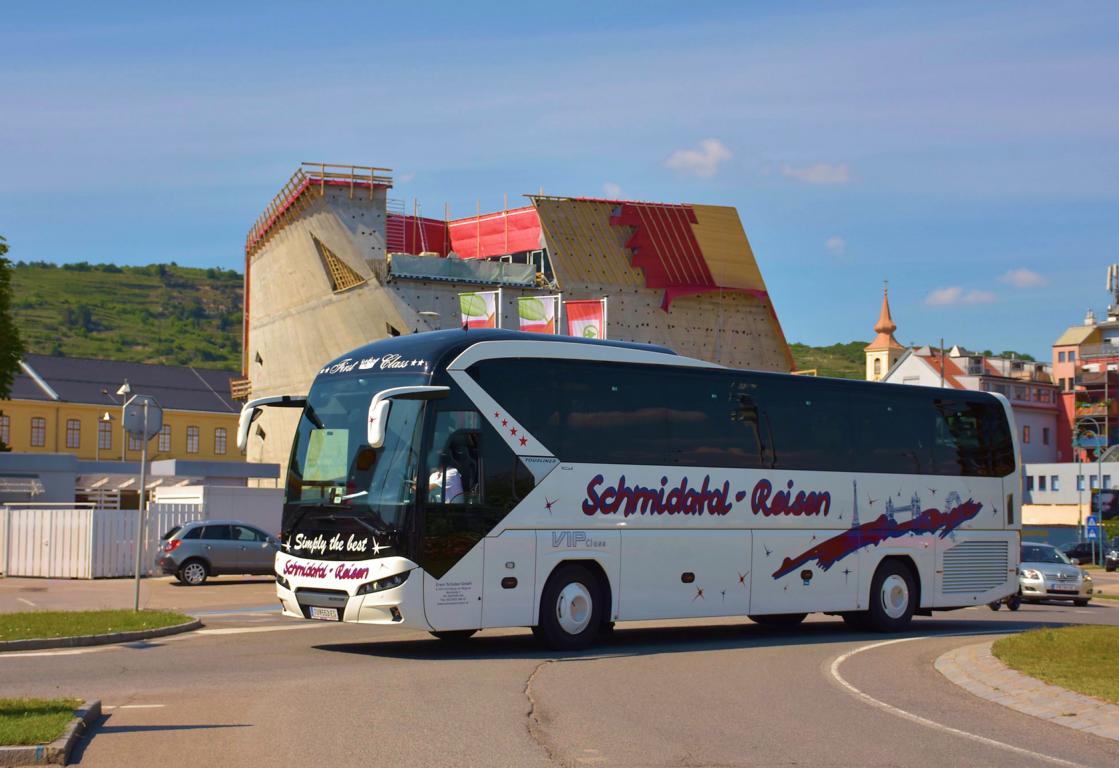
[1058,540,1101,566]
[1018,543,1093,606]
[1106,537,1119,573]
[157,520,279,585]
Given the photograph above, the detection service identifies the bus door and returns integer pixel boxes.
[419,406,535,631]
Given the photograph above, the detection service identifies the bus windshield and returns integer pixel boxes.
[285,373,428,534]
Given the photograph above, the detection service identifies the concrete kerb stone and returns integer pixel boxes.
[0,699,101,767]
[0,619,202,652]
[936,640,1119,743]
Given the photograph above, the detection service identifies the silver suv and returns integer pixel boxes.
[157,520,279,586]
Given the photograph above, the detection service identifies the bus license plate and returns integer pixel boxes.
[309,606,340,621]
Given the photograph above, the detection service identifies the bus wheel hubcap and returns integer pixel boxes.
[556,582,592,635]
[881,575,908,619]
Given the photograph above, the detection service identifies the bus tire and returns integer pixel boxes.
[537,563,603,651]
[867,560,916,632]
[430,630,477,642]
[749,613,807,627]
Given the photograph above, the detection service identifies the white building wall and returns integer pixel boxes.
[1014,408,1060,464]
[1023,461,1117,504]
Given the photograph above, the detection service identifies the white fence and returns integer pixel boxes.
[1,505,205,579]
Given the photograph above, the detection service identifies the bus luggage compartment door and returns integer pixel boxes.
[483,530,536,628]
[422,545,484,631]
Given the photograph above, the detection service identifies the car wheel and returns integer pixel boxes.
[536,563,603,651]
[178,559,208,586]
[1007,594,1022,611]
[866,560,915,632]
[1073,598,1090,607]
[1107,565,1116,573]
[430,630,477,642]
[749,613,808,626]
[988,601,1002,611]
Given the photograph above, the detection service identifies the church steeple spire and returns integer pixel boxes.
[864,282,905,381]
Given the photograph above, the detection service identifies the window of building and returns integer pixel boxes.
[1058,378,1065,390]
[1106,475,1113,489]
[1077,475,1085,491]
[30,417,46,447]
[65,419,81,449]
[1027,475,1035,491]
[214,427,227,455]
[1051,475,1060,492]
[187,426,199,454]
[1042,427,1050,445]
[873,358,882,377]
[0,414,9,446]
[1091,475,1099,490]
[128,432,142,451]
[1038,475,1047,491]
[1069,351,1076,361]
[158,424,171,452]
[1022,425,1030,444]
[98,420,112,450]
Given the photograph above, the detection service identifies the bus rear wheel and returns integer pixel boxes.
[536,564,603,651]
[866,560,916,632]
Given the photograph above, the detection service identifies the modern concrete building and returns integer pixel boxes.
[237,163,794,476]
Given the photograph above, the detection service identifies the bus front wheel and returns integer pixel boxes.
[536,564,603,651]
[867,560,916,632]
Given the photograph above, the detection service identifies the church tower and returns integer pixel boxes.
[864,284,904,381]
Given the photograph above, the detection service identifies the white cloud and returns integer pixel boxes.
[999,268,1047,288]
[664,138,732,179]
[602,181,622,199]
[825,235,846,255]
[780,162,853,185]
[925,286,998,306]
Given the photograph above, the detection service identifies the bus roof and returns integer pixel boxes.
[315,329,677,379]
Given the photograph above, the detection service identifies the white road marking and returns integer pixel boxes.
[196,624,324,636]
[829,636,1089,768]
[119,704,165,709]
[16,597,36,607]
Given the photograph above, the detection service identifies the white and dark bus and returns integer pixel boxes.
[239,330,1020,649]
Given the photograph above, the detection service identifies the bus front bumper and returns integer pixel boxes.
[275,555,429,629]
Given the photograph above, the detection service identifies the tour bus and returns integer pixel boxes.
[238,329,1021,649]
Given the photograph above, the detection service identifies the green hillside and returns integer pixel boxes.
[789,341,868,379]
[10,262,242,371]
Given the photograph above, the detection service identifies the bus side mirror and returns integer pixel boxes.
[236,395,308,453]
[366,385,452,447]
[368,398,392,448]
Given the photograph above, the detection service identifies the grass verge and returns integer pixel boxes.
[0,610,192,642]
[993,626,1119,705]
[0,698,83,746]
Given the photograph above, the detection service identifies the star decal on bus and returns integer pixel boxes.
[510,427,518,436]
[369,537,387,556]
[867,495,877,506]
[737,571,749,585]
[519,436,528,446]
[544,497,558,513]
[692,587,704,601]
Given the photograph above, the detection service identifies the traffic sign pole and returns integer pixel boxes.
[133,400,148,612]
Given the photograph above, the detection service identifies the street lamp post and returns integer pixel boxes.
[116,380,131,461]
[1074,414,1104,565]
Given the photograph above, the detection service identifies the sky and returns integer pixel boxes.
[1,1,1117,359]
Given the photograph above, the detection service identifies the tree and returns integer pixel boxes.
[0,235,26,450]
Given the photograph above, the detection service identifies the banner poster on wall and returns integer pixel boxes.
[516,295,560,334]
[564,298,607,339]
[458,290,500,329]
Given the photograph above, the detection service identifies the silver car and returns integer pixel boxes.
[1017,542,1094,606]
[156,520,279,586]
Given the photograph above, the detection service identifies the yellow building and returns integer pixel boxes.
[864,285,905,381]
[1,355,240,463]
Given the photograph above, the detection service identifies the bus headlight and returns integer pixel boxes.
[356,571,410,595]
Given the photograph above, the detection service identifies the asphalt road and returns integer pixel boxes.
[2,578,1118,768]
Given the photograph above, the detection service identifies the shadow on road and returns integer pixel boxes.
[312,616,1062,662]
[169,578,273,588]
[70,715,249,763]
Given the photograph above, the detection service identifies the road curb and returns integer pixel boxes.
[0,619,202,652]
[0,699,101,766]
[936,640,1119,743]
